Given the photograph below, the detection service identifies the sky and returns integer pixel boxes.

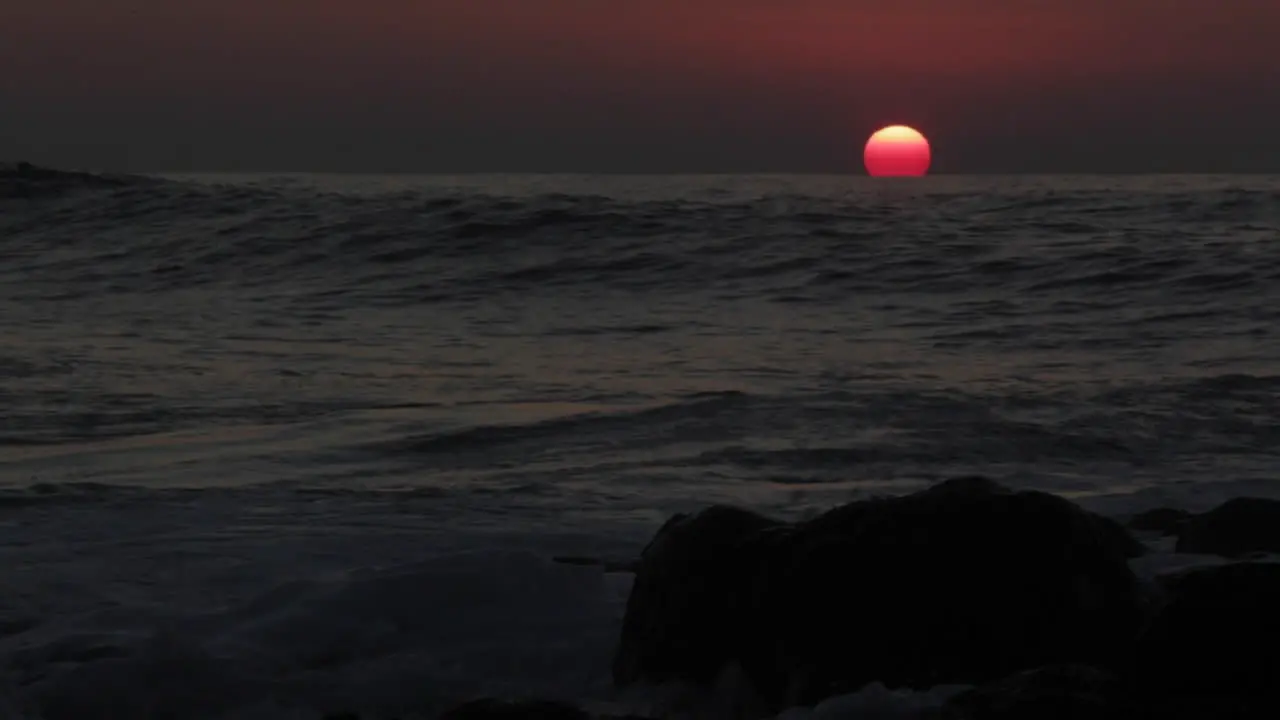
[2,0,1279,173]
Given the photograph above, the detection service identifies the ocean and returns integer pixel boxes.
[1,169,1278,719]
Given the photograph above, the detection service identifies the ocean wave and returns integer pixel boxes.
[369,392,751,458]
[2,169,1279,308]
[0,162,153,200]
[338,377,1280,487]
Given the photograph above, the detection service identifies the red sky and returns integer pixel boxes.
[3,0,1278,172]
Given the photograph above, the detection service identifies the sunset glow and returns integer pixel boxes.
[864,125,932,177]
[2,1,1276,172]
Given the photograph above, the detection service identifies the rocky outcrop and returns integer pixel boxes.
[1128,562,1280,700]
[1174,497,1280,557]
[611,505,784,689]
[930,558,1280,720]
[613,476,1149,710]
[1124,496,1280,556]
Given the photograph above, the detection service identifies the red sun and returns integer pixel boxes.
[863,125,932,177]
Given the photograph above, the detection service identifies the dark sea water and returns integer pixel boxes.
[1,170,1278,718]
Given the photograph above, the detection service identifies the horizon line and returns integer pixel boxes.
[152,169,1280,177]
[9,162,1279,178]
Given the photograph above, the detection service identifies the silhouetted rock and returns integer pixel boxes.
[611,505,783,688]
[1175,498,1280,557]
[1128,562,1280,698]
[438,698,590,720]
[614,476,1149,710]
[1127,507,1191,536]
[938,664,1118,720]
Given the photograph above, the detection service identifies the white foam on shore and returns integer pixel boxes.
[5,549,635,719]
[0,490,647,719]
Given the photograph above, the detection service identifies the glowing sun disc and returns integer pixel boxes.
[864,125,931,177]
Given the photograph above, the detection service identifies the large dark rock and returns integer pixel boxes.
[1128,562,1280,699]
[1175,498,1280,557]
[614,477,1149,710]
[611,505,784,687]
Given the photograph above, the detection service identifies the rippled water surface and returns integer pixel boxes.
[4,172,1278,513]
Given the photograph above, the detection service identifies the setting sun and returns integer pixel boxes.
[864,125,932,177]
